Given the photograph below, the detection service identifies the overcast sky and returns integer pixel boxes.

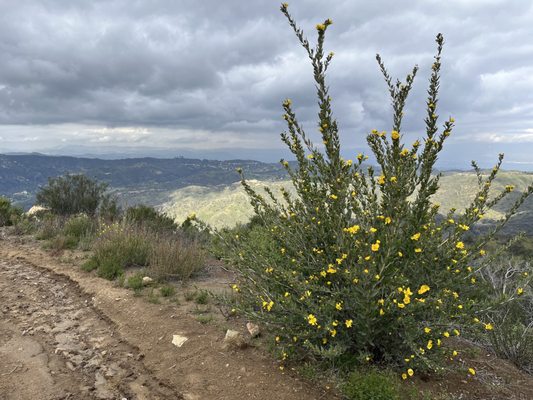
[0,0,532,170]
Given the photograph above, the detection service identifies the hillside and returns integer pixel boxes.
[162,171,533,235]
[1,154,531,235]
[0,153,287,209]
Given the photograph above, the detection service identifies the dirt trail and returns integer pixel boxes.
[0,257,181,400]
[0,235,334,400]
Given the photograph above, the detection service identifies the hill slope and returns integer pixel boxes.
[162,171,533,234]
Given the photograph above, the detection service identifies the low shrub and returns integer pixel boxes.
[160,285,176,297]
[12,216,37,236]
[63,214,96,240]
[195,290,209,305]
[0,197,23,227]
[480,256,533,373]
[125,205,177,233]
[81,258,98,272]
[342,370,401,400]
[89,223,151,280]
[148,235,205,282]
[44,234,79,251]
[127,273,144,292]
[36,214,64,240]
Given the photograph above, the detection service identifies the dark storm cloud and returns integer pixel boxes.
[0,0,532,168]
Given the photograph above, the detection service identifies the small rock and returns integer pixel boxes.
[246,322,260,338]
[223,330,247,350]
[142,277,154,285]
[172,335,188,348]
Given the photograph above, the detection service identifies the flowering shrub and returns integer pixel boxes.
[224,4,533,377]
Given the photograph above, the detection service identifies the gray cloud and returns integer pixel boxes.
[0,0,532,169]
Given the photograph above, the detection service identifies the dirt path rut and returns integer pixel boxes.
[0,257,181,400]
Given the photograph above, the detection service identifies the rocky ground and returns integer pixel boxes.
[0,257,179,400]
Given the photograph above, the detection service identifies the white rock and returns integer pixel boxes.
[26,205,49,216]
[172,335,188,348]
[142,276,154,285]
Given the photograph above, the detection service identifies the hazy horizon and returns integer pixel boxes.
[1,1,533,170]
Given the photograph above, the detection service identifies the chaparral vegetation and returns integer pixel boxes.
[217,2,533,385]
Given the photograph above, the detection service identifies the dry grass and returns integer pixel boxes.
[149,234,206,282]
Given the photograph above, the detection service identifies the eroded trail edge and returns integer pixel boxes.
[0,256,182,400]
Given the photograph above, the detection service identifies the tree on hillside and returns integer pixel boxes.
[36,174,110,216]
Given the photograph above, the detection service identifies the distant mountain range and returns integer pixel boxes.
[1,153,531,236]
[0,153,287,209]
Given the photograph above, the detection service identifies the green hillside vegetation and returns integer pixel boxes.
[162,170,533,231]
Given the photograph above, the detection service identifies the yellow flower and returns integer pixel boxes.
[398,303,405,309]
[468,368,476,376]
[379,308,385,316]
[484,323,494,331]
[307,154,314,159]
[330,329,337,337]
[316,23,326,31]
[400,149,409,157]
[424,327,431,334]
[443,331,450,338]
[335,302,343,310]
[398,251,403,257]
[371,240,380,252]
[456,241,465,250]
[343,225,361,234]
[391,130,400,140]
[307,314,318,326]
[479,249,486,256]
[329,194,338,200]
[407,368,414,377]
[369,227,377,233]
[427,340,433,350]
[390,176,397,183]
[385,217,392,225]
[377,175,385,185]
[345,319,353,328]
[459,224,469,231]
[418,285,430,295]
[402,373,407,380]
[415,248,422,253]
[517,287,524,295]
[411,232,421,241]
